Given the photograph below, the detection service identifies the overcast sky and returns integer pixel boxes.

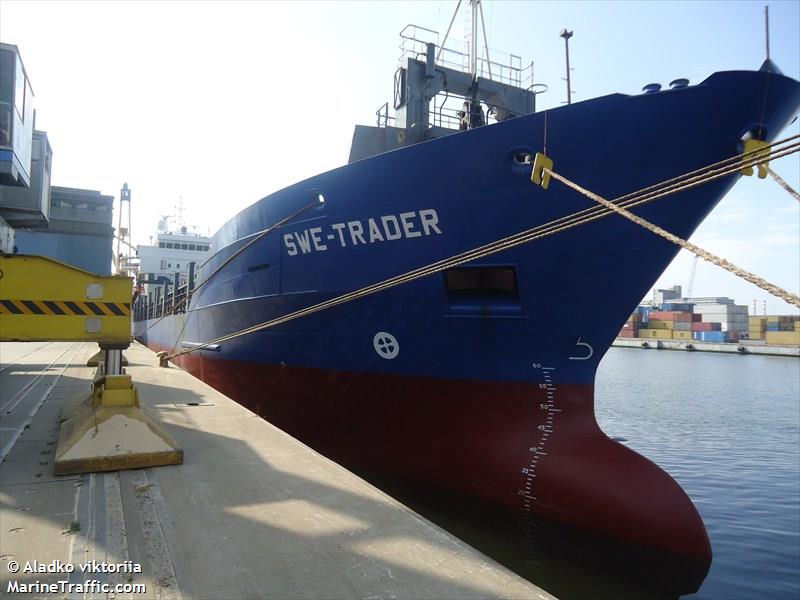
[2,0,798,314]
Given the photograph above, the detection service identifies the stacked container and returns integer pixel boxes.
[693,303,748,334]
[660,302,694,312]
[638,328,674,339]
[639,311,693,339]
[618,313,643,338]
[692,330,726,343]
[749,316,767,340]
[764,316,800,345]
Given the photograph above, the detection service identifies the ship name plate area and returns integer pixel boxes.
[283,209,442,256]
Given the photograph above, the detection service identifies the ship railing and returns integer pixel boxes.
[398,23,535,89]
[375,102,395,127]
[431,96,509,129]
[134,281,192,322]
[431,101,464,129]
[375,96,505,132]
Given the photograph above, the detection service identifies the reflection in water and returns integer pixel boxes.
[371,482,705,600]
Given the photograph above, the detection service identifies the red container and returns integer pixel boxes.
[618,329,636,338]
[692,314,702,322]
[649,311,672,320]
[692,322,722,331]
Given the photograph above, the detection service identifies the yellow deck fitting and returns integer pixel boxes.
[54,372,183,475]
[0,254,132,342]
[530,152,554,189]
[741,138,769,178]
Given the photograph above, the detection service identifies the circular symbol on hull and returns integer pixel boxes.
[373,332,399,359]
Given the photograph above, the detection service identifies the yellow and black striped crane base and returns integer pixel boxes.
[0,254,133,343]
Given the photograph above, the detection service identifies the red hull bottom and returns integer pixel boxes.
[159,347,711,573]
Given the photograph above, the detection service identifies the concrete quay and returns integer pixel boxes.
[0,341,552,599]
[613,337,799,357]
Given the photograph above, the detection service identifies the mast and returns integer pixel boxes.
[764,5,770,61]
[469,0,479,78]
[560,29,574,105]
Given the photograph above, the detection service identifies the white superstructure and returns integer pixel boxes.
[136,218,211,294]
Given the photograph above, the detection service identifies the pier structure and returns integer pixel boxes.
[0,341,552,599]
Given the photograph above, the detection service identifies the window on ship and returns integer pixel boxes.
[443,265,522,316]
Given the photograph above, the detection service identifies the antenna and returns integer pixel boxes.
[439,0,492,80]
[560,29,574,105]
[764,5,770,61]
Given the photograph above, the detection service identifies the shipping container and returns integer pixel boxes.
[692,313,702,322]
[661,303,694,312]
[673,321,692,331]
[673,330,692,340]
[647,320,673,330]
[650,310,693,321]
[649,311,670,321]
[692,322,722,331]
[692,331,726,343]
[638,329,674,339]
[694,304,748,315]
[765,331,800,346]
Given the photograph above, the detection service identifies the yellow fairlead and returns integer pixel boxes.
[530,152,554,189]
[741,138,769,178]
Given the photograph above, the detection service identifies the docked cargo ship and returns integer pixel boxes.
[134,5,800,589]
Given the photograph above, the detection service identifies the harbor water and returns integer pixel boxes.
[596,347,800,599]
[382,347,800,599]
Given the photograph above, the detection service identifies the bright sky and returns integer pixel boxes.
[2,0,798,313]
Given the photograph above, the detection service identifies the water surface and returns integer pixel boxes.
[596,348,800,599]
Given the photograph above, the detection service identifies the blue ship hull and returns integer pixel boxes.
[135,68,799,585]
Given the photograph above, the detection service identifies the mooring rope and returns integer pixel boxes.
[163,135,800,359]
[544,168,800,308]
[767,167,800,202]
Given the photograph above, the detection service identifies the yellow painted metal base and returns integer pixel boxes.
[54,374,183,476]
[86,349,129,367]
